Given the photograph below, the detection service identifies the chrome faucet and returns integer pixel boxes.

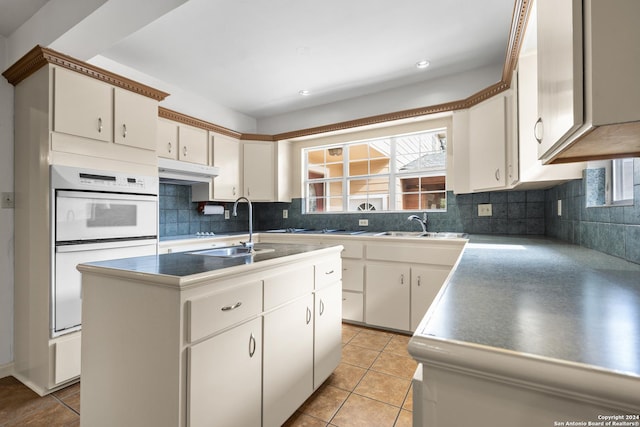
[408,213,429,233]
[232,197,254,250]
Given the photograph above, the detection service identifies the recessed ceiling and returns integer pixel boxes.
[99,0,515,119]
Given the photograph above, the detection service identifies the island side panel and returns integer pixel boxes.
[80,273,183,427]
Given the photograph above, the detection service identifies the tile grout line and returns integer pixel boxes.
[50,393,80,416]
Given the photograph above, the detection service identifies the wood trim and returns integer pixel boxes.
[502,0,533,82]
[158,107,242,139]
[240,134,275,141]
[2,45,169,101]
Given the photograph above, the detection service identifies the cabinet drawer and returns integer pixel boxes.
[341,241,364,259]
[187,280,262,342]
[315,258,342,289]
[264,265,314,311]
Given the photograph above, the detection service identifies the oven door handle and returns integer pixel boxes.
[56,238,158,253]
[56,190,158,202]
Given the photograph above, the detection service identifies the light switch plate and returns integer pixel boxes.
[478,203,492,217]
[224,210,230,219]
[358,219,369,226]
[282,209,288,219]
[557,200,562,216]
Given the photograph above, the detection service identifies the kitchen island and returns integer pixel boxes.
[77,242,343,427]
[408,235,640,426]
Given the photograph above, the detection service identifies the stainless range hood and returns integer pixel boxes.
[158,158,219,184]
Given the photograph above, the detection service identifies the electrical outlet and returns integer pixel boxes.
[1,192,14,209]
[478,203,492,217]
[224,210,230,219]
[557,200,562,217]
[358,219,368,226]
[282,209,288,219]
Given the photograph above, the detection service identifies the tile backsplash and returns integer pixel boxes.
[160,159,640,265]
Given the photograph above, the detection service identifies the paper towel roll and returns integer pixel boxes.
[203,205,224,215]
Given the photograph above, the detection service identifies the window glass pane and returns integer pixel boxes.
[307,149,326,180]
[397,176,446,210]
[396,131,446,174]
[613,158,634,202]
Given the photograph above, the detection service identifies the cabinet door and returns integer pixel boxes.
[114,88,157,151]
[314,282,342,389]
[342,259,363,292]
[178,125,208,164]
[53,67,112,142]
[212,133,241,200]
[469,95,506,191]
[536,0,583,156]
[365,263,410,331]
[410,266,451,332]
[188,317,262,427]
[156,119,179,159]
[243,142,274,201]
[263,294,314,427]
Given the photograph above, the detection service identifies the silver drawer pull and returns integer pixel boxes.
[183,146,188,157]
[325,270,334,275]
[168,142,172,153]
[306,307,311,324]
[122,123,127,138]
[98,117,103,133]
[319,300,325,316]
[221,301,242,311]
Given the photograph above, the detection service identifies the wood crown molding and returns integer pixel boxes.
[2,1,531,141]
[2,45,169,101]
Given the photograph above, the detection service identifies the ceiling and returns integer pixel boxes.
[2,0,517,121]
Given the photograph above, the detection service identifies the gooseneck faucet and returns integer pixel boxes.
[233,197,254,250]
[408,213,429,233]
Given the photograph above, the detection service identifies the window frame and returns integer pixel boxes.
[303,128,447,214]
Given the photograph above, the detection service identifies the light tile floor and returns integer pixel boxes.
[0,323,416,427]
[284,323,417,427]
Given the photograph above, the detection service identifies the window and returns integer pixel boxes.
[304,129,447,213]
[612,158,634,204]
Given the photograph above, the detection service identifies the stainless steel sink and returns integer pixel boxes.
[188,246,275,258]
[374,231,425,237]
[375,231,468,239]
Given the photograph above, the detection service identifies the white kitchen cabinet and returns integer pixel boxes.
[114,88,158,151]
[53,67,113,143]
[212,132,241,200]
[156,119,179,160]
[188,317,262,427]
[536,0,640,163]
[243,141,275,201]
[157,119,208,164]
[178,125,208,165]
[341,291,364,322]
[263,294,314,427]
[535,0,583,158]
[242,140,292,202]
[517,50,584,185]
[469,94,507,191]
[314,282,342,388]
[365,263,411,331]
[410,266,451,331]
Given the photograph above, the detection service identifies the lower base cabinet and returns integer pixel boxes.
[188,317,262,427]
[365,263,411,331]
[314,282,342,388]
[263,294,314,427]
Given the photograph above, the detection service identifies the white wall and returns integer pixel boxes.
[0,34,15,369]
[256,63,503,135]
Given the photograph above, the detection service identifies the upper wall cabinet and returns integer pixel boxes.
[242,140,292,203]
[453,90,516,193]
[536,0,640,163]
[53,67,113,143]
[212,132,241,200]
[114,88,157,151]
[53,67,158,153]
[156,119,208,165]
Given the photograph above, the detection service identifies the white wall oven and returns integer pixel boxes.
[51,165,158,337]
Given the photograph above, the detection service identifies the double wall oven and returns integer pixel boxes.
[51,165,158,337]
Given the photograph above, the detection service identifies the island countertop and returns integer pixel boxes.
[408,235,640,410]
[77,242,341,289]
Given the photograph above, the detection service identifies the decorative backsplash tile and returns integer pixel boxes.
[159,158,640,265]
